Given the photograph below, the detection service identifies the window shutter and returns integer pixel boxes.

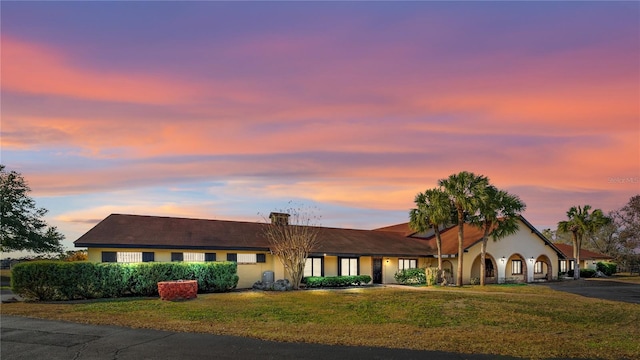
[142,252,155,262]
[227,253,237,262]
[171,252,184,262]
[256,253,266,263]
[205,253,216,262]
[102,251,117,263]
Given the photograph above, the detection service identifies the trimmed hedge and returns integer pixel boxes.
[11,261,238,301]
[302,275,372,288]
[394,268,426,285]
[580,268,596,278]
[596,262,617,276]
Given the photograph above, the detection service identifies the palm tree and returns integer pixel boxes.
[439,171,489,286]
[471,185,526,285]
[409,187,454,282]
[558,205,611,280]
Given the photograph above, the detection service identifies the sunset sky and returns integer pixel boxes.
[1,1,639,254]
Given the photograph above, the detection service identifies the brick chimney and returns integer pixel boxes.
[269,212,290,226]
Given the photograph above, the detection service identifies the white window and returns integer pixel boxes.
[237,253,257,264]
[184,252,205,262]
[534,261,543,274]
[340,257,359,276]
[117,252,142,263]
[398,258,417,271]
[560,260,567,272]
[304,257,322,277]
[511,260,523,275]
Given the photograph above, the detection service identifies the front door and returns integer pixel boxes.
[373,258,383,284]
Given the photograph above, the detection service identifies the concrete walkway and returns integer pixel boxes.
[1,288,23,303]
[1,315,521,360]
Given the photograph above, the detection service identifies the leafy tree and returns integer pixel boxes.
[1,165,64,253]
[611,195,640,263]
[262,204,320,290]
[471,185,526,285]
[541,228,572,244]
[439,171,489,286]
[541,228,554,241]
[409,187,454,282]
[557,205,610,280]
[584,219,620,258]
[582,196,640,269]
[60,250,88,261]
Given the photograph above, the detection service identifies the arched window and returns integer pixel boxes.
[485,259,495,277]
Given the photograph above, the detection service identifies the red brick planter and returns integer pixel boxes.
[158,280,198,301]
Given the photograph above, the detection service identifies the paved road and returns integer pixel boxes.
[536,278,640,304]
[1,315,523,360]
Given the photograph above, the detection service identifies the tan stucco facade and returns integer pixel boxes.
[435,219,560,284]
[87,248,285,289]
[85,219,560,288]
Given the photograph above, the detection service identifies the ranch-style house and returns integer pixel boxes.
[75,213,571,288]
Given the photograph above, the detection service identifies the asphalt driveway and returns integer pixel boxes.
[1,315,520,360]
[536,278,640,304]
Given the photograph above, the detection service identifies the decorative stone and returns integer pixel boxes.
[252,278,292,291]
[158,280,198,301]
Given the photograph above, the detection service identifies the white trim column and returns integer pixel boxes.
[527,256,535,283]
[497,256,507,284]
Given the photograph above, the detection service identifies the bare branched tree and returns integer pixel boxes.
[261,204,321,290]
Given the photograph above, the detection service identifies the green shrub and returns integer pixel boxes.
[11,261,60,300]
[580,268,596,278]
[97,263,132,298]
[596,262,617,276]
[394,268,426,285]
[11,261,238,301]
[302,275,371,288]
[425,267,439,286]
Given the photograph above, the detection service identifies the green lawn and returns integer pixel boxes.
[2,285,638,359]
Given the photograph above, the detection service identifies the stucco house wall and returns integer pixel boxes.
[87,247,282,289]
[460,219,559,284]
[78,214,565,288]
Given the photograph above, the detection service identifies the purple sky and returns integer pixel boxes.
[1,1,638,254]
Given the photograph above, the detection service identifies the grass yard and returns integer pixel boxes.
[2,285,639,359]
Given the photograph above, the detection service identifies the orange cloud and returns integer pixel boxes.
[1,36,200,104]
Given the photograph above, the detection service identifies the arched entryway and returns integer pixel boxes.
[442,260,454,284]
[534,255,552,281]
[506,254,527,283]
[470,254,497,284]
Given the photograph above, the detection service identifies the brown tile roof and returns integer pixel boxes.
[373,223,416,236]
[374,222,485,254]
[75,214,435,257]
[428,223,486,255]
[553,243,614,260]
[377,217,564,258]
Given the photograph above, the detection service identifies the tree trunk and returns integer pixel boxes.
[434,227,443,284]
[480,238,488,286]
[479,223,491,286]
[572,231,580,280]
[456,211,464,286]
[574,234,582,280]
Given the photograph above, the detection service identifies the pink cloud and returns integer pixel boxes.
[1,36,200,104]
